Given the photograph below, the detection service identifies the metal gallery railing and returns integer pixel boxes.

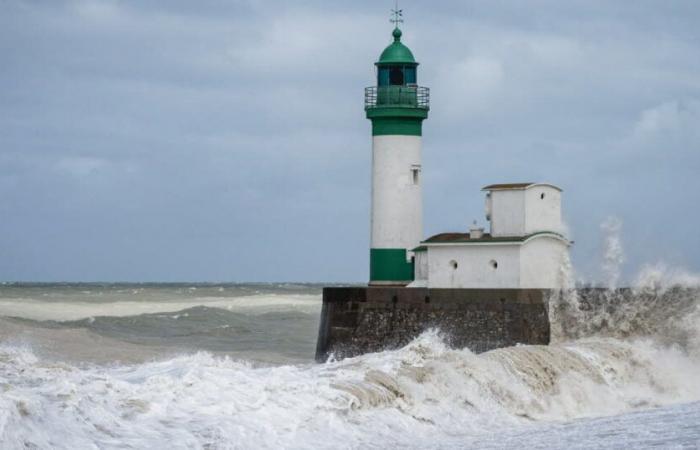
[364,85,430,109]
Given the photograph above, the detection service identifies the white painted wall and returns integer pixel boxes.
[426,244,520,288]
[519,236,569,289]
[488,190,526,237]
[414,251,428,281]
[371,135,423,252]
[524,185,562,234]
[487,184,562,237]
[422,235,570,289]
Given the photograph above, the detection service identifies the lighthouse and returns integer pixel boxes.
[365,23,429,285]
[317,9,570,362]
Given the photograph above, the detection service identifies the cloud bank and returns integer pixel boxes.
[1,0,699,282]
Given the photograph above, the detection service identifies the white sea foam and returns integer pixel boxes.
[2,222,700,448]
[1,330,699,449]
[0,294,321,322]
[1,280,699,449]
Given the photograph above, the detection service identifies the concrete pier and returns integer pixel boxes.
[315,287,550,362]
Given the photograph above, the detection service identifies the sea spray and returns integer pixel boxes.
[2,326,700,448]
[601,217,625,290]
[549,218,700,352]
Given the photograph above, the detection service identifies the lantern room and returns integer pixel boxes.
[376,28,418,86]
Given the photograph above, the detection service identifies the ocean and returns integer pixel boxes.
[1,281,699,449]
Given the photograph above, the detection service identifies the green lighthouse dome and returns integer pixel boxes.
[365,22,429,139]
[377,27,418,66]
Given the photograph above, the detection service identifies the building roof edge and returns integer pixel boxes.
[481,182,562,192]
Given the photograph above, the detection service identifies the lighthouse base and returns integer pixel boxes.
[315,287,551,362]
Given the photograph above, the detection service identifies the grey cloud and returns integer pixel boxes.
[1,0,699,282]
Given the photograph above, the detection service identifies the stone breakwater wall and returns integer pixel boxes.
[315,287,550,362]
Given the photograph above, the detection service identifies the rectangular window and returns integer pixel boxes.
[411,165,421,185]
[404,67,417,85]
[377,68,390,86]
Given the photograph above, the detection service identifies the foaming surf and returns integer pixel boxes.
[0,293,321,322]
[2,224,700,448]
[1,324,699,448]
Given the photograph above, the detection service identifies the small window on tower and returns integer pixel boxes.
[411,165,421,185]
[540,193,546,200]
[389,67,404,85]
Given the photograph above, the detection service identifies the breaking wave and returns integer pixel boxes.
[0,297,323,365]
[0,293,321,322]
[2,278,700,447]
[2,323,699,448]
[2,229,700,447]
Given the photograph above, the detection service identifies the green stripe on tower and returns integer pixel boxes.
[370,248,415,283]
[371,118,422,136]
[366,107,428,137]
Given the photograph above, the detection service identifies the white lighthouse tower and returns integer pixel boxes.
[365,18,429,285]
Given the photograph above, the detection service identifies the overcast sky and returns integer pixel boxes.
[1,0,699,283]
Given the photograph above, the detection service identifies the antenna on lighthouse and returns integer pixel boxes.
[390,1,403,27]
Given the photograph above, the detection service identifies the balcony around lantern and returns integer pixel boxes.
[364,85,430,111]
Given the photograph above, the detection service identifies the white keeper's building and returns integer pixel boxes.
[410,183,571,289]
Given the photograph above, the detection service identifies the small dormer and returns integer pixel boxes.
[482,183,563,237]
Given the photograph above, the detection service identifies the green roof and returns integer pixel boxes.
[377,28,417,65]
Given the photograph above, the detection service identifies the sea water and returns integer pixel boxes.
[0,277,699,449]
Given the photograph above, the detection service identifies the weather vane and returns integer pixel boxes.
[390,1,403,27]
